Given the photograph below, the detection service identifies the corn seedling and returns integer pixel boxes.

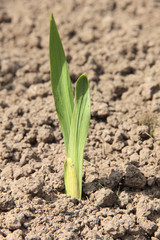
[49,14,90,199]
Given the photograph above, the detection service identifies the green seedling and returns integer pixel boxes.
[49,13,90,199]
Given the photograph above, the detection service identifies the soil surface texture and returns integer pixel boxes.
[1,0,160,239]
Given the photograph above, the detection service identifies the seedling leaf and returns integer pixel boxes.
[49,13,74,152]
[67,74,90,198]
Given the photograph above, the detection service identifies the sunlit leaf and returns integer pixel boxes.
[49,13,74,152]
[67,74,90,198]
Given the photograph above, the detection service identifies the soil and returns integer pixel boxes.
[1,0,160,239]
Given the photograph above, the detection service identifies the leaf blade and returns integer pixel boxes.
[49,13,74,153]
[67,74,90,198]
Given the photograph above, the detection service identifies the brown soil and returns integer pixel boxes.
[1,0,160,239]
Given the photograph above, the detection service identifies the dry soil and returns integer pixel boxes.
[1,0,160,239]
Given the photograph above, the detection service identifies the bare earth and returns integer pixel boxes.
[1,0,160,239]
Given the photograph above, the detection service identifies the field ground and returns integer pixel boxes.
[1,0,160,239]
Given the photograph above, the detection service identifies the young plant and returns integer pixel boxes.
[49,13,90,199]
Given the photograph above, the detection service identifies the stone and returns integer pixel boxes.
[1,60,19,75]
[124,165,146,188]
[6,212,25,230]
[94,188,116,207]
[140,148,151,161]
[130,153,139,165]
[1,166,13,181]
[138,217,157,235]
[6,229,23,240]
[112,130,127,151]
[136,197,160,235]
[101,213,136,238]
[37,125,55,143]
[92,101,109,118]
[147,177,155,187]
[118,191,130,208]
[0,192,15,211]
